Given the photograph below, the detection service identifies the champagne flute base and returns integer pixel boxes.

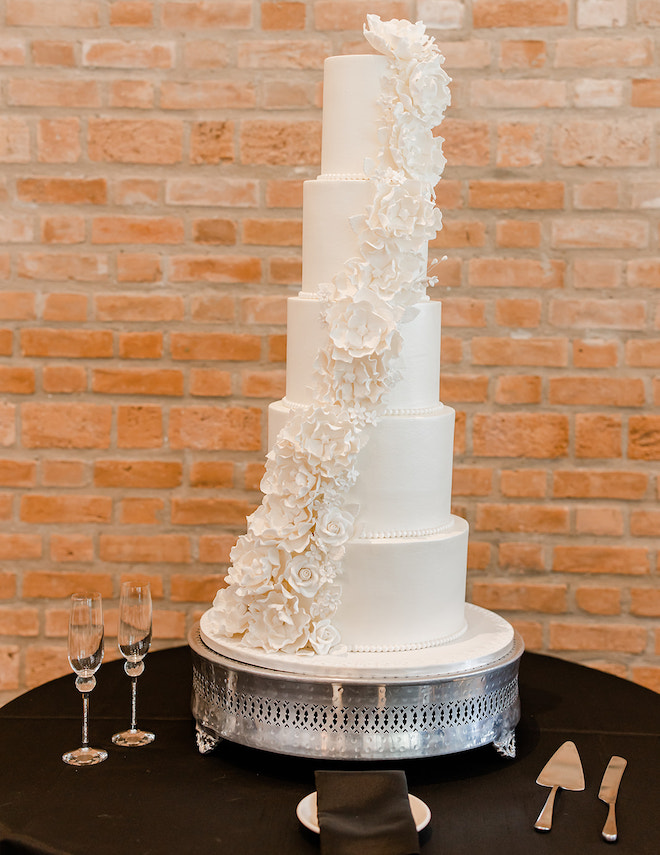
[62,746,108,766]
[112,728,155,747]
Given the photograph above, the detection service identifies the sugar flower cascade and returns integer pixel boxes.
[207,16,451,654]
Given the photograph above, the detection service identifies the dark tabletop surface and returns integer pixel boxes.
[0,646,658,855]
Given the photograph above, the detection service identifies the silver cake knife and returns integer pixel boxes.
[598,755,627,842]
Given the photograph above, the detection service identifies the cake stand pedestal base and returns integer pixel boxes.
[189,620,524,761]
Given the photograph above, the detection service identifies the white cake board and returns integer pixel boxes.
[199,603,514,680]
[190,605,524,760]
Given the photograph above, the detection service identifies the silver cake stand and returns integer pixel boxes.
[189,615,524,761]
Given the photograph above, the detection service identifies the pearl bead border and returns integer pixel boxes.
[346,620,468,654]
[355,520,454,540]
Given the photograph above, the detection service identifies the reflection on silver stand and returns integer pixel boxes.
[189,623,523,761]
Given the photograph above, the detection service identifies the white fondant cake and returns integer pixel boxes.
[201,16,512,671]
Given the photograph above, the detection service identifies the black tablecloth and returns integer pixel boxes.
[0,647,657,854]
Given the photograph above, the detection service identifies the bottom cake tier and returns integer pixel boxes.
[202,515,470,658]
[337,515,469,652]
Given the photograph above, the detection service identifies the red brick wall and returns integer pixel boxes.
[1,1,658,702]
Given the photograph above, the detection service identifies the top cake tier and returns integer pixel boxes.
[320,54,394,177]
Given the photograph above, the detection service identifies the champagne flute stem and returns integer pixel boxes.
[130,675,138,731]
[81,692,90,748]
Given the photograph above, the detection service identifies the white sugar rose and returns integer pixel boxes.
[297,410,361,475]
[364,15,430,62]
[308,618,341,654]
[228,540,281,596]
[245,588,311,652]
[249,496,313,553]
[316,505,355,559]
[406,56,451,126]
[210,588,249,636]
[327,296,397,360]
[350,243,426,303]
[366,180,442,243]
[319,258,368,303]
[284,550,326,598]
[316,346,389,408]
[388,113,446,183]
[336,257,370,299]
[338,354,388,405]
[261,444,322,507]
[365,249,428,304]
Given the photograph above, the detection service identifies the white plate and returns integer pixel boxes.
[296,791,431,834]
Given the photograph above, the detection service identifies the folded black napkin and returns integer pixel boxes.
[315,770,420,855]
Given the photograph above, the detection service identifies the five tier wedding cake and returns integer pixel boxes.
[200,16,514,678]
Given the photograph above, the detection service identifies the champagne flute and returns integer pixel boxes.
[62,592,107,766]
[112,582,155,746]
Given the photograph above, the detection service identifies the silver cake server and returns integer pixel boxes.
[534,740,585,832]
[598,755,627,842]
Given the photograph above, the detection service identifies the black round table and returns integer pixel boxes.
[0,646,657,854]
